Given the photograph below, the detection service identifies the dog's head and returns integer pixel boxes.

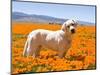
[61,19,78,34]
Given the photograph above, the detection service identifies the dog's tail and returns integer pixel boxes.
[23,39,28,57]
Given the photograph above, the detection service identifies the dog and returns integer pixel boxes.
[23,19,78,58]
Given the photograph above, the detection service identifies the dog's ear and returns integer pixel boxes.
[61,23,67,32]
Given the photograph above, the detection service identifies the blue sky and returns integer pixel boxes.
[12,1,96,23]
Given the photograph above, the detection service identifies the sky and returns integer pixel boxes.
[12,1,96,23]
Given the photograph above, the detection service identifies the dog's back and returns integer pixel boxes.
[27,29,53,43]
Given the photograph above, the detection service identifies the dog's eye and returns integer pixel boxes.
[72,24,74,26]
[67,26,70,28]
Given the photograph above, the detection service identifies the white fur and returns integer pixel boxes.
[23,19,78,58]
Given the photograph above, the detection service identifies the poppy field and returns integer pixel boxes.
[12,22,96,74]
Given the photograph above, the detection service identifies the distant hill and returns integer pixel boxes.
[12,12,95,25]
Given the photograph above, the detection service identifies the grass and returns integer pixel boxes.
[12,22,96,74]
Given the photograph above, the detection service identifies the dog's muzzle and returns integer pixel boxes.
[71,29,75,34]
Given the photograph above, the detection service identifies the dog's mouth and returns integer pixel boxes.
[71,29,75,34]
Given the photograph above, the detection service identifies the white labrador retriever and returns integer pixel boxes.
[23,19,78,58]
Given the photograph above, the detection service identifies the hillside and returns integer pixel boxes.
[12,12,95,25]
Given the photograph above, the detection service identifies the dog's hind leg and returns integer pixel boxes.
[32,45,41,58]
[25,38,35,56]
[58,50,66,58]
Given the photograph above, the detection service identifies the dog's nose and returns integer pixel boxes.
[71,29,75,34]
